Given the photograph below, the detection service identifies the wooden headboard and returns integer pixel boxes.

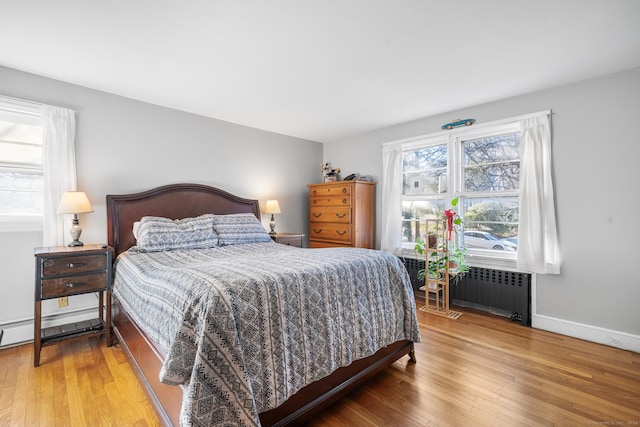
[106,183,261,258]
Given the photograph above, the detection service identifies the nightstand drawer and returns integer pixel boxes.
[41,272,107,299]
[42,254,106,276]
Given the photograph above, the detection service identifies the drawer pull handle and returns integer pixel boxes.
[342,188,347,193]
[67,262,86,268]
[312,190,317,196]
[342,198,347,204]
[313,228,322,234]
[336,230,347,236]
[335,213,346,218]
[312,200,317,205]
[65,282,88,288]
[312,213,322,218]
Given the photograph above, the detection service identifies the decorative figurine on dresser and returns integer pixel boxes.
[307,180,375,248]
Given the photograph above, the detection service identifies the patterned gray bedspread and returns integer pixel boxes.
[113,242,421,426]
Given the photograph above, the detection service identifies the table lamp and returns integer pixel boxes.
[57,191,94,246]
[264,200,281,235]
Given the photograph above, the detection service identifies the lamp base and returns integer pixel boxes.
[68,220,84,247]
[269,214,276,235]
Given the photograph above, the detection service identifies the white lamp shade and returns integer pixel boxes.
[264,199,281,214]
[57,191,94,214]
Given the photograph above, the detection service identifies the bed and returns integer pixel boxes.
[106,183,419,426]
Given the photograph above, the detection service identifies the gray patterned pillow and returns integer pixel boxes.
[134,214,219,252]
[213,213,272,245]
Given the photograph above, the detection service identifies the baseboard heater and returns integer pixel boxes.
[400,257,531,326]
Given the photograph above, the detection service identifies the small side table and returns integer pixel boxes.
[33,244,113,367]
[270,233,305,248]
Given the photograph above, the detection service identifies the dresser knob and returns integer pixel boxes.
[67,262,86,268]
[312,200,317,205]
[342,188,347,193]
[342,199,347,204]
[65,282,87,288]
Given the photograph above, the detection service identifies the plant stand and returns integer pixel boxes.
[419,218,463,319]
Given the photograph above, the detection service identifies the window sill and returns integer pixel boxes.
[465,252,519,272]
[395,247,522,272]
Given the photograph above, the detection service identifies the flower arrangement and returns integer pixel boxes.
[321,162,340,182]
[443,197,462,240]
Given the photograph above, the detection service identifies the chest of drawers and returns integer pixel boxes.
[307,181,375,248]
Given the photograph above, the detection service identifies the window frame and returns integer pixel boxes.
[398,120,523,268]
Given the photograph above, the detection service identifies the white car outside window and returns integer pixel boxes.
[463,231,517,251]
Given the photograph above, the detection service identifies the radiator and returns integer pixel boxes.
[400,258,531,326]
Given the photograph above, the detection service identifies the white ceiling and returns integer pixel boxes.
[2,1,640,142]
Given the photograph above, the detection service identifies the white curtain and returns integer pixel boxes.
[380,142,403,253]
[42,105,77,246]
[517,113,560,274]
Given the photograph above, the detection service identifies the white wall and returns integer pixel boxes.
[0,66,323,346]
[325,67,640,351]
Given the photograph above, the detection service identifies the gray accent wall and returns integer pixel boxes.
[325,67,640,344]
[0,66,322,346]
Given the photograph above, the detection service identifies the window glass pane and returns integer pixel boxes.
[0,191,43,215]
[461,196,518,251]
[0,169,43,191]
[0,106,44,220]
[0,170,44,216]
[402,199,446,244]
[402,144,447,195]
[462,132,520,192]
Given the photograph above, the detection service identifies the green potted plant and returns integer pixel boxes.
[413,197,469,285]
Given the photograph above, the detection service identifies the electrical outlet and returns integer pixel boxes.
[57,297,69,308]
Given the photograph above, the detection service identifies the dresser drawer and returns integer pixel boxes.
[310,206,351,223]
[310,196,351,207]
[41,272,108,299]
[309,184,352,197]
[42,254,107,277]
[309,224,352,243]
[309,240,351,248]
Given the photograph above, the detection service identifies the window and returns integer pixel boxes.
[383,110,558,273]
[0,100,44,231]
[400,121,522,260]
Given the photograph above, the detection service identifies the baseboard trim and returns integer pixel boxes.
[532,314,640,353]
[0,307,97,348]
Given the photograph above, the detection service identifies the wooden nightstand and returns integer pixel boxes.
[270,233,305,248]
[33,244,114,367]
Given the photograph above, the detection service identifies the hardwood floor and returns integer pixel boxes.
[1,301,639,426]
[0,335,158,426]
